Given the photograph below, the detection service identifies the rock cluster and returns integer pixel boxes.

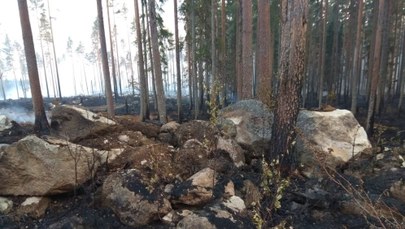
[2,100,404,228]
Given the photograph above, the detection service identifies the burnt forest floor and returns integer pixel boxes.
[0,95,405,229]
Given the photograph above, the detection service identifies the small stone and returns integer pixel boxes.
[0,197,13,214]
[18,197,50,218]
[164,184,174,194]
[376,153,384,160]
[222,196,246,213]
[224,180,235,197]
[390,181,405,203]
[118,135,130,143]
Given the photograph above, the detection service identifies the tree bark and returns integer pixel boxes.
[398,27,405,115]
[235,0,242,100]
[376,0,391,116]
[220,0,226,106]
[140,0,150,118]
[256,0,273,105]
[17,0,49,133]
[241,0,253,99]
[210,0,218,111]
[148,0,167,123]
[268,0,308,175]
[318,0,328,107]
[191,0,198,119]
[97,0,115,118]
[350,0,364,115]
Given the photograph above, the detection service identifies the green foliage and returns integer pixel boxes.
[206,80,223,124]
[261,158,290,210]
[252,208,264,229]
[251,158,290,229]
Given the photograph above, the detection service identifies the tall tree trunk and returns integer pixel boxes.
[144,0,157,111]
[134,0,148,121]
[191,0,198,119]
[174,0,182,122]
[241,0,253,99]
[398,26,405,115]
[210,0,218,110]
[318,0,328,107]
[268,0,308,175]
[365,0,385,136]
[235,0,242,100]
[47,0,61,100]
[148,0,167,123]
[0,74,6,100]
[220,0,226,106]
[376,0,391,116]
[351,0,364,115]
[17,0,49,133]
[106,0,119,100]
[256,0,273,105]
[140,0,150,117]
[330,0,340,104]
[114,25,123,96]
[97,0,115,118]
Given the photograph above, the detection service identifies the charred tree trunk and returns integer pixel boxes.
[268,0,308,175]
[365,0,385,136]
[256,0,273,105]
[17,0,49,133]
[351,0,364,115]
[174,0,182,122]
[97,0,115,118]
[148,0,167,123]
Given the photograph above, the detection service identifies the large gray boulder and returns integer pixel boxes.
[101,169,172,227]
[217,100,371,173]
[217,100,273,154]
[0,135,123,195]
[50,105,116,141]
[216,137,246,168]
[297,109,371,161]
[296,109,371,176]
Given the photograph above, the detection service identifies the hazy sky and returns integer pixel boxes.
[0,0,183,99]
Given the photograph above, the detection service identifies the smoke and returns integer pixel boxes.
[0,107,35,124]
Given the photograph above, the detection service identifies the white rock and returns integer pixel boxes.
[0,197,13,214]
[19,197,50,218]
[65,105,116,125]
[297,109,371,162]
[118,135,130,143]
[376,153,384,160]
[0,115,13,132]
[222,196,246,213]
